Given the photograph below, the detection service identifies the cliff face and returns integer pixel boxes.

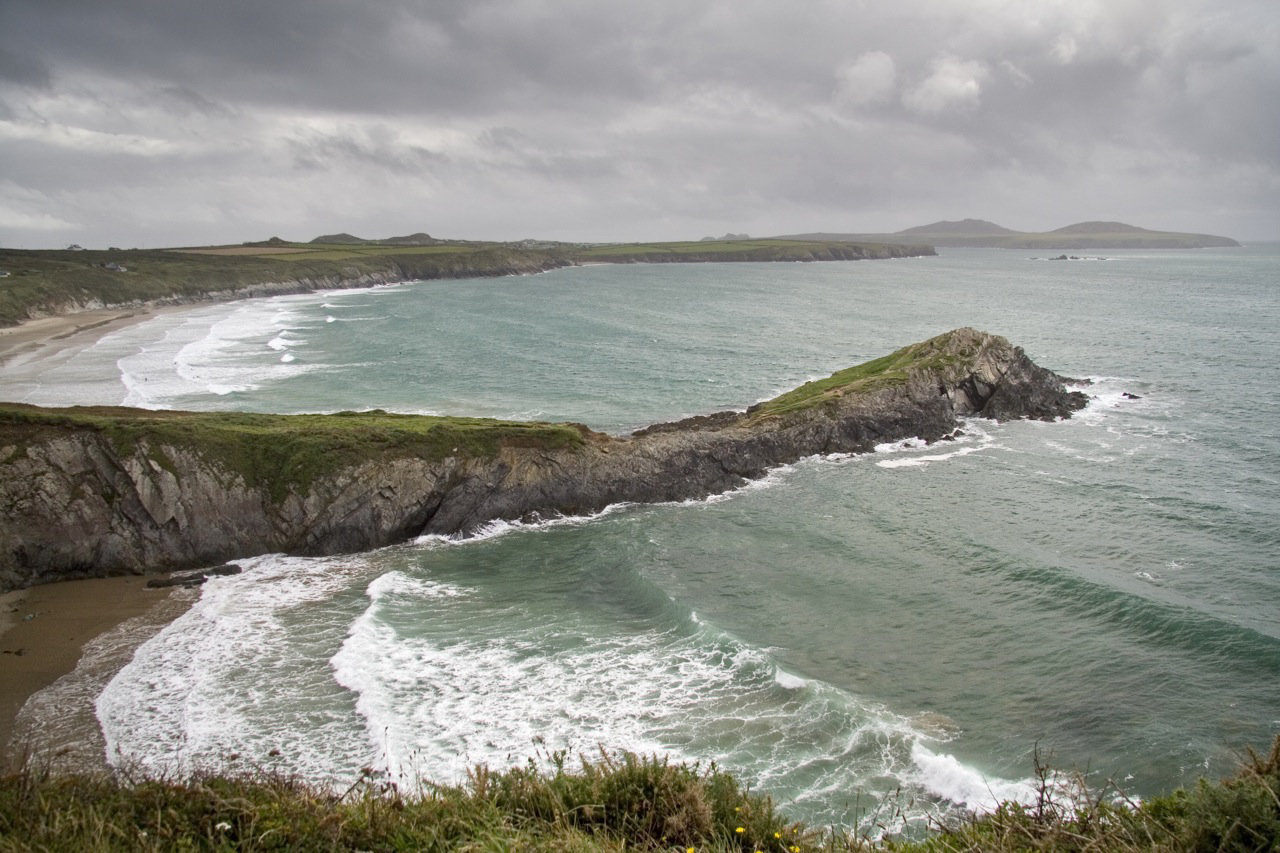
[0,329,1086,591]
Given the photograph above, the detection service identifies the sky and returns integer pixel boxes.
[1,0,1277,248]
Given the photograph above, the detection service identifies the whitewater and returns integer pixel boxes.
[5,246,1278,832]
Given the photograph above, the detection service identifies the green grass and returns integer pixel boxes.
[1,740,1276,851]
[0,239,932,327]
[0,751,810,852]
[749,331,979,419]
[0,245,571,327]
[255,244,493,261]
[891,739,1280,852]
[0,405,589,502]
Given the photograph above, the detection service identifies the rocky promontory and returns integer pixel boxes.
[0,328,1087,591]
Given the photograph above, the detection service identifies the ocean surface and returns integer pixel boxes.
[6,246,1279,832]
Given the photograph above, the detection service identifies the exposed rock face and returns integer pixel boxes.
[0,329,1086,591]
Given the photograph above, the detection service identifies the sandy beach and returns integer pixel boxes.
[0,309,204,770]
[0,306,179,374]
[0,575,197,769]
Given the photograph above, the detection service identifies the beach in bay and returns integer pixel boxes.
[0,575,195,769]
[0,309,201,767]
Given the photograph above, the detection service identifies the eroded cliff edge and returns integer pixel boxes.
[0,328,1087,591]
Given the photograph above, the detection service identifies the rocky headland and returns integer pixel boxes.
[0,328,1086,591]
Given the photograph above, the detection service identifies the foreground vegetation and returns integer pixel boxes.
[1,740,1276,851]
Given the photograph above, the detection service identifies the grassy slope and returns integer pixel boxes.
[0,332,964,487]
[0,740,1275,851]
[0,238,930,327]
[0,243,562,326]
[0,405,588,501]
[747,330,986,421]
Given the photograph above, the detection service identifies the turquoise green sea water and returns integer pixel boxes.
[6,246,1278,831]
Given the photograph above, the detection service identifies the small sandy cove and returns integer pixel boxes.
[0,308,199,767]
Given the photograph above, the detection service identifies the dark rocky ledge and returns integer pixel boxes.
[0,328,1087,591]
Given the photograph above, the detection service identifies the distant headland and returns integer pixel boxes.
[0,237,931,329]
[777,218,1241,249]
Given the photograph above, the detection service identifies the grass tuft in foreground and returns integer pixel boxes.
[0,751,809,852]
[0,739,1276,851]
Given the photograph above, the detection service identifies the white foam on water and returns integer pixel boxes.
[168,298,322,396]
[774,668,809,689]
[1071,376,1168,425]
[907,742,1038,813]
[326,562,1014,832]
[112,294,336,406]
[330,572,715,781]
[413,504,632,548]
[95,554,378,779]
[873,422,997,469]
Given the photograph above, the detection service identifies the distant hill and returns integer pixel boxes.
[896,219,1017,237]
[308,232,439,246]
[381,232,437,246]
[777,220,1240,249]
[309,233,369,245]
[1049,221,1146,235]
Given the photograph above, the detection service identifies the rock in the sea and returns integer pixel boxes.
[145,563,242,588]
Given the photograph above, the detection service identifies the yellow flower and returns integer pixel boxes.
[774,831,782,838]
[735,826,745,833]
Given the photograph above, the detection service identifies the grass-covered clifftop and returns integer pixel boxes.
[0,238,932,328]
[0,404,590,501]
[748,333,978,418]
[2,739,1276,851]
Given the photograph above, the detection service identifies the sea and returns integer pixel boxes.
[4,245,1278,833]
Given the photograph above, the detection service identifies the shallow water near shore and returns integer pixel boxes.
[8,246,1280,831]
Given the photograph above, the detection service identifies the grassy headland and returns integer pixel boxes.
[1,739,1276,851]
[747,332,979,419]
[0,404,590,501]
[0,237,932,328]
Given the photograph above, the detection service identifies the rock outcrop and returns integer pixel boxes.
[0,329,1087,591]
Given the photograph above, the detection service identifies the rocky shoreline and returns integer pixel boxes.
[0,328,1087,592]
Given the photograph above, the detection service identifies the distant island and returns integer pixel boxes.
[778,218,1241,249]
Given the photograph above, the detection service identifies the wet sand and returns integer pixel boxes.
[0,308,207,770]
[0,308,159,369]
[0,576,196,769]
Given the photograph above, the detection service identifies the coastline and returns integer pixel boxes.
[0,306,183,373]
[0,305,209,767]
[0,575,196,770]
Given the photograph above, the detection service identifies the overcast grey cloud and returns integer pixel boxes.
[1,0,1276,247]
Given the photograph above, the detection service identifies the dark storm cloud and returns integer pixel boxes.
[0,0,1276,246]
[0,45,51,88]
